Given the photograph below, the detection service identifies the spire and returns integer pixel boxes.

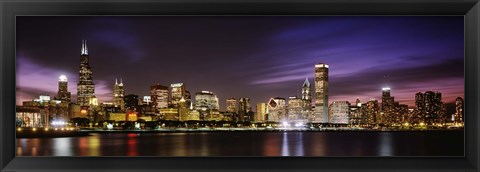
[303,77,310,87]
[81,40,88,55]
[119,78,123,86]
[81,40,84,55]
[115,78,118,85]
[85,40,88,55]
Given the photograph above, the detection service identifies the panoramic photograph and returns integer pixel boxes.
[16,16,464,156]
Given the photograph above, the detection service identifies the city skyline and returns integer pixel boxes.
[16,16,464,110]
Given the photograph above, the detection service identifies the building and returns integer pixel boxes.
[124,94,139,110]
[255,103,267,122]
[238,97,252,121]
[328,101,350,124]
[170,83,186,108]
[414,91,445,124]
[54,75,71,102]
[226,98,237,113]
[381,87,395,113]
[194,91,219,111]
[366,99,379,124]
[77,40,96,106]
[314,63,329,123]
[301,78,312,111]
[150,84,169,111]
[112,78,125,111]
[17,95,70,127]
[287,96,303,121]
[143,96,152,105]
[454,97,464,123]
[267,97,286,122]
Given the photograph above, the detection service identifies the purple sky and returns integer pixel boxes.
[16,16,464,112]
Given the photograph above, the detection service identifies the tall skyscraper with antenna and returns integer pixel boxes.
[77,40,96,106]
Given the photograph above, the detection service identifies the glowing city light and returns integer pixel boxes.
[382,87,391,91]
[59,75,67,82]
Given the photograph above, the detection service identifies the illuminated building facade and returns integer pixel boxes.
[238,97,252,121]
[454,97,464,123]
[414,91,445,124]
[194,91,219,111]
[287,96,303,121]
[150,84,169,111]
[301,78,312,111]
[170,83,186,108]
[255,103,267,122]
[267,97,286,122]
[366,99,379,124]
[328,101,350,124]
[381,87,395,113]
[226,98,237,113]
[77,40,96,106]
[112,78,125,111]
[314,63,329,123]
[54,75,71,102]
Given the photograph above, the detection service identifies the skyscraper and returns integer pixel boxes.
[255,103,267,122]
[287,96,303,121]
[238,97,252,121]
[328,101,350,124]
[54,75,71,102]
[150,84,169,111]
[112,78,125,111]
[381,87,394,112]
[194,91,219,111]
[301,78,312,109]
[77,40,95,106]
[314,63,329,123]
[455,97,464,123]
[226,98,236,113]
[170,83,186,108]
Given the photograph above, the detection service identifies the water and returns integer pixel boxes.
[16,131,463,156]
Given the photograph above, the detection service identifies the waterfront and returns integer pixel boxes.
[16,130,463,156]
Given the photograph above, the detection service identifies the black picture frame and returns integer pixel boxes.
[1,0,479,171]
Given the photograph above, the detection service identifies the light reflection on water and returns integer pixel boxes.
[15,131,463,156]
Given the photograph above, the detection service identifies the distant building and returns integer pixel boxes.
[454,97,464,123]
[238,97,252,121]
[255,103,267,122]
[314,63,329,123]
[54,75,71,102]
[328,101,350,124]
[194,91,219,111]
[287,96,303,121]
[414,91,445,124]
[226,98,237,113]
[366,99,379,124]
[170,83,186,108]
[150,84,169,111]
[267,97,286,122]
[77,40,96,106]
[301,78,312,111]
[124,94,139,110]
[112,78,125,111]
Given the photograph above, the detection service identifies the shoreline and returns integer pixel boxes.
[16,127,464,138]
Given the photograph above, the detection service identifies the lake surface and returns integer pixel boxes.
[16,131,464,156]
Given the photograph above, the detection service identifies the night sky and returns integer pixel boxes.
[16,16,464,112]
